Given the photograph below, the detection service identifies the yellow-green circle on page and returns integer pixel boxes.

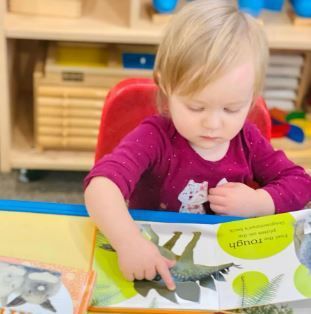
[217,213,294,259]
[294,264,311,297]
[232,271,269,297]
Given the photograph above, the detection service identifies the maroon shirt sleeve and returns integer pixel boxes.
[83,115,170,199]
[244,123,311,213]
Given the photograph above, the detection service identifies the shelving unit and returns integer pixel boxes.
[3,3,311,49]
[0,0,311,172]
[272,137,311,170]
[4,0,166,44]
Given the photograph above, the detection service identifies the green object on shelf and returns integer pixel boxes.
[286,111,306,122]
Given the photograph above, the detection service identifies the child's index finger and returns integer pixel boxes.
[157,262,176,291]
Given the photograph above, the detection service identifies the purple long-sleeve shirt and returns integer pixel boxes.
[84,115,311,214]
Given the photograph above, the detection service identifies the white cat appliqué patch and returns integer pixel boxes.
[178,180,208,214]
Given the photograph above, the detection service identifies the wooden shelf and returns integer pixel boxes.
[11,94,94,171]
[260,11,311,50]
[4,14,164,45]
[11,139,93,171]
[4,5,311,50]
[4,0,166,44]
[272,137,311,169]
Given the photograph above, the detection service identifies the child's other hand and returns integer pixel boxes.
[209,182,274,217]
[116,235,176,290]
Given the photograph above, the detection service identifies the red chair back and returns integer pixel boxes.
[95,78,271,162]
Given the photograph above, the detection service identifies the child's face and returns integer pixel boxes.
[168,61,255,152]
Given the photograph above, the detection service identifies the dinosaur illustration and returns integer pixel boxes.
[100,224,239,303]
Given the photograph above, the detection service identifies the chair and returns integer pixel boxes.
[95,78,271,162]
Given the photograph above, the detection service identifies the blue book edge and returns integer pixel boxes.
[0,199,242,224]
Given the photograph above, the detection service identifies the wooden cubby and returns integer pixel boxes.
[0,0,311,172]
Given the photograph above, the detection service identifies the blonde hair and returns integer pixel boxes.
[154,0,269,113]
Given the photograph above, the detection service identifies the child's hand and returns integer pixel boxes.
[116,235,176,290]
[209,182,275,217]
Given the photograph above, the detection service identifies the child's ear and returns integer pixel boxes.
[156,87,170,117]
[161,93,170,117]
[153,71,171,116]
[153,70,161,86]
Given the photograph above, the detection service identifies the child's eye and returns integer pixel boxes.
[224,107,240,113]
[187,106,204,112]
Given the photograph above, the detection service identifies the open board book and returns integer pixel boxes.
[0,206,97,314]
[0,255,95,314]
[90,208,311,313]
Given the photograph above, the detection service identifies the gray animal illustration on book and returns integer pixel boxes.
[294,213,311,272]
[101,224,239,303]
[0,262,26,306]
[6,268,62,313]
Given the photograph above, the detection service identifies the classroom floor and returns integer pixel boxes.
[0,170,85,204]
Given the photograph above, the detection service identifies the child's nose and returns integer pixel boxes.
[202,112,221,130]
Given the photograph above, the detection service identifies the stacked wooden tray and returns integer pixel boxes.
[34,42,153,151]
[34,43,108,151]
[34,63,106,151]
[264,52,308,111]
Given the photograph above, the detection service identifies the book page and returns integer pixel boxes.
[217,208,311,310]
[91,208,311,311]
[92,220,231,311]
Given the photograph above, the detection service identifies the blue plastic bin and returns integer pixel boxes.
[122,53,155,70]
[152,0,179,13]
[238,0,264,17]
[264,0,285,11]
[291,0,311,17]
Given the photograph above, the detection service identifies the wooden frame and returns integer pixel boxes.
[0,0,311,172]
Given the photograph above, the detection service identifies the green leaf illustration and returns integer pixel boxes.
[242,274,284,308]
